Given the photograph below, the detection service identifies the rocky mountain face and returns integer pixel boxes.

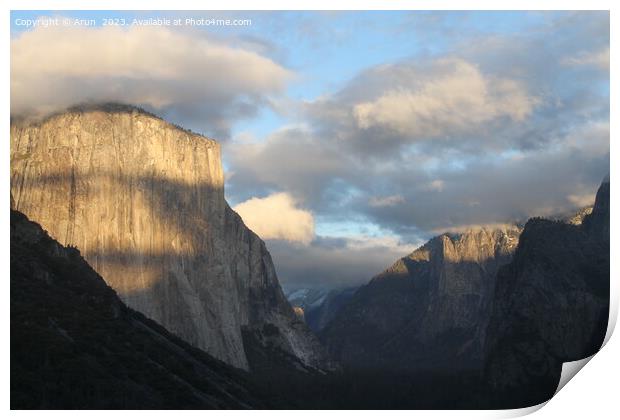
[565,205,593,226]
[483,180,610,408]
[287,287,358,333]
[10,209,271,409]
[10,104,332,372]
[321,226,522,372]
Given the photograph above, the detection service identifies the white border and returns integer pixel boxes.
[3,1,617,419]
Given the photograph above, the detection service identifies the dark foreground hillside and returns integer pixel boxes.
[483,179,610,408]
[10,210,271,409]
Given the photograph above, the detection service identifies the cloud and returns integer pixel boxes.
[295,12,609,160]
[352,58,539,138]
[299,58,547,158]
[226,12,610,289]
[360,120,609,234]
[369,195,405,208]
[224,126,348,206]
[425,180,445,192]
[567,193,597,208]
[10,23,291,138]
[562,47,610,70]
[225,14,609,241]
[268,234,422,291]
[233,192,315,244]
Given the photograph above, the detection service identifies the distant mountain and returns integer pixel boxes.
[288,288,330,311]
[321,226,522,373]
[10,105,333,372]
[483,180,609,408]
[287,287,358,332]
[10,209,270,409]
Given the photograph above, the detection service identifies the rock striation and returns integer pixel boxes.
[10,104,332,371]
[321,226,522,372]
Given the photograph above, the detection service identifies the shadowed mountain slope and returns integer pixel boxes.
[10,209,273,409]
[483,179,610,408]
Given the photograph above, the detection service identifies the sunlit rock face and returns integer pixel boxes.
[565,205,593,226]
[10,104,331,371]
[321,226,522,373]
[292,307,305,321]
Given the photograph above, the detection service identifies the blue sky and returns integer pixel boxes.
[10,10,610,290]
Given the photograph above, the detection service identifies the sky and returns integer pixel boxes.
[10,10,610,291]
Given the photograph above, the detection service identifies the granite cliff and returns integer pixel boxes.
[10,104,332,372]
[321,226,522,372]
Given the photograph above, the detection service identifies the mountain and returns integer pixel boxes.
[321,226,522,373]
[10,209,271,409]
[10,104,332,372]
[565,205,593,226]
[287,287,358,332]
[483,180,610,408]
[287,288,328,308]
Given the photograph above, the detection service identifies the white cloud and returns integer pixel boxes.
[352,58,539,137]
[562,47,609,70]
[224,125,347,204]
[341,235,418,256]
[567,193,596,208]
[267,233,422,290]
[233,192,315,244]
[425,180,445,192]
[10,23,291,136]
